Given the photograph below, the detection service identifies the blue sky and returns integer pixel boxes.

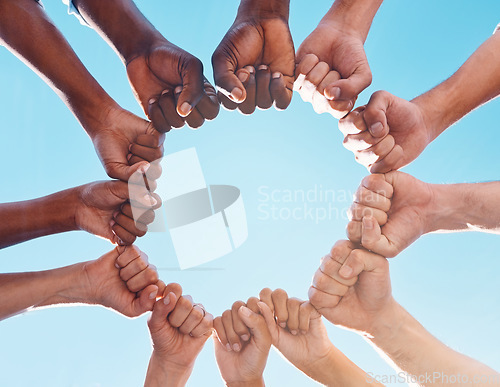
[0,0,499,386]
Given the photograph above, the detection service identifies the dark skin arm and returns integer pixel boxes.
[72,0,219,132]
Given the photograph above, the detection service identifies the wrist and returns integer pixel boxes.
[227,378,265,387]
[145,351,193,387]
[237,0,290,21]
[322,0,383,42]
[38,188,80,234]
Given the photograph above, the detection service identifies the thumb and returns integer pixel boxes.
[212,50,246,103]
[177,58,205,117]
[325,65,372,102]
[148,292,177,331]
[338,235,387,280]
[256,301,278,342]
[238,305,272,350]
[132,284,160,316]
[107,180,130,202]
[363,91,393,138]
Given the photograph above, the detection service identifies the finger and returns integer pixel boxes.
[112,223,137,246]
[343,129,385,152]
[338,107,367,136]
[122,203,156,227]
[162,283,183,301]
[286,298,301,334]
[246,297,261,315]
[218,91,239,111]
[238,306,272,350]
[116,245,143,268]
[135,132,165,149]
[258,288,274,313]
[312,269,350,297]
[354,135,396,168]
[213,316,228,347]
[147,101,171,134]
[177,57,205,117]
[179,303,205,335]
[194,79,220,120]
[370,145,405,174]
[362,90,393,138]
[346,220,362,243]
[359,216,397,257]
[185,108,205,130]
[129,143,163,164]
[294,53,320,92]
[237,66,257,115]
[212,50,246,103]
[191,312,214,338]
[114,211,148,236]
[271,289,289,328]
[222,309,241,352]
[270,72,292,110]
[298,302,316,334]
[361,174,394,198]
[231,301,251,342]
[354,186,392,213]
[148,292,177,331]
[256,301,276,332]
[301,61,330,104]
[126,265,159,293]
[325,64,372,105]
[318,253,358,287]
[328,240,357,266]
[348,202,388,225]
[156,90,185,129]
[168,295,193,328]
[255,65,272,110]
[339,241,388,279]
[119,255,149,282]
[133,283,159,315]
[308,286,342,311]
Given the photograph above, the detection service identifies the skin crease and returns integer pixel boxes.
[212,0,295,114]
[309,240,500,386]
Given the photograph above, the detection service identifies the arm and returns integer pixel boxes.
[295,0,382,117]
[144,284,213,387]
[72,0,219,132]
[0,0,163,180]
[212,0,295,115]
[340,31,500,173]
[309,240,499,386]
[346,172,500,258]
[0,180,159,249]
[0,245,162,321]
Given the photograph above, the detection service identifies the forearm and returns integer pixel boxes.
[321,0,384,41]
[303,346,382,386]
[0,0,117,137]
[426,181,500,234]
[144,352,193,387]
[414,32,500,141]
[0,262,89,321]
[368,301,499,386]
[0,188,80,249]
[72,0,165,64]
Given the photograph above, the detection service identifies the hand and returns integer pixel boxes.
[74,180,160,245]
[309,240,392,336]
[213,302,271,386]
[346,172,435,257]
[212,0,295,114]
[256,289,335,381]
[90,108,165,181]
[126,39,219,132]
[296,19,372,118]
[82,245,164,317]
[339,91,432,173]
[145,283,213,385]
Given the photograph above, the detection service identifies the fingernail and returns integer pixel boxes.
[233,343,241,352]
[238,71,249,83]
[279,322,287,329]
[163,295,171,305]
[370,122,384,137]
[174,86,183,94]
[363,217,373,230]
[241,334,250,342]
[291,330,298,336]
[117,237,124,245]
[245,66,255,74]
[109,220,116,228]
[128,144,132,151]
[226,343,232,352]
[148,98,157,105]
[179,102,192,116]
[161,89,170,96]
[339,264,353,278]
[139,162,150,174]
[327,86,341,100]
[149,289,158,300]
[239,306,252,317]
[114,262,120,269]
[112,211,119,219]
[272,72,282,79]
[258,64,268,71]
[127,153,132,161]
[230,87,244,101]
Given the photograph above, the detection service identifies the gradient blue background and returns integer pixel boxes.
[0,1,499,385]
